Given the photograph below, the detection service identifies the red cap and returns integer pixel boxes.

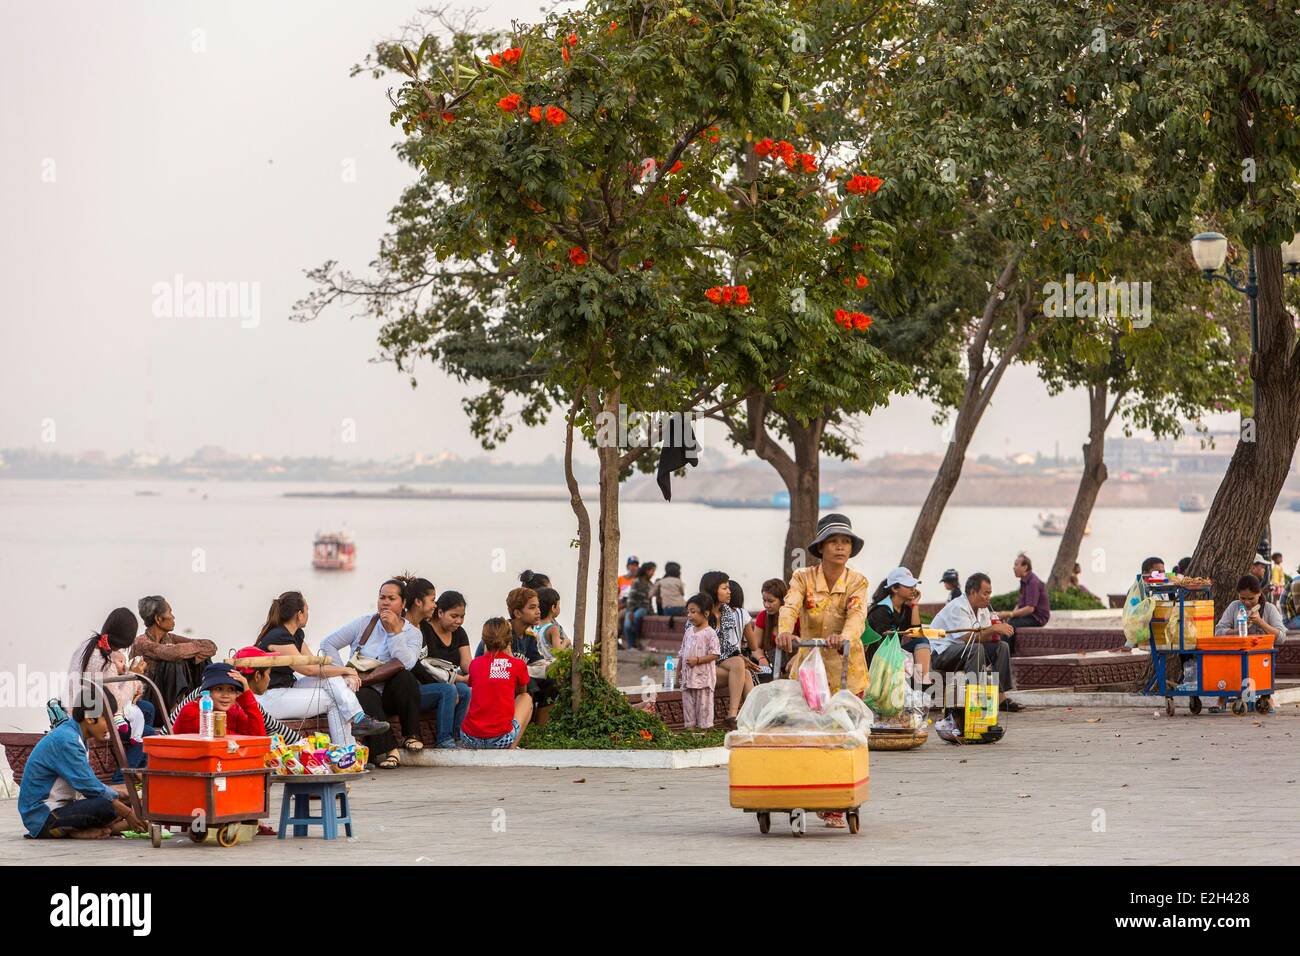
[233,646,268,674]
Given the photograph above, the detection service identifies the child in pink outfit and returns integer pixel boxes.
[680,594,721,729]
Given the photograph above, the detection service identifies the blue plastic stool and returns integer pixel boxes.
[277,778,353,840]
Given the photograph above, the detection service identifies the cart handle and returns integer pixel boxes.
[84,672,171,821]
[772,638,851,690]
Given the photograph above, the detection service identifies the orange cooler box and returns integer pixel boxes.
[142,734,271,819]
[728,738,869,811]
[1197,635,1274,694]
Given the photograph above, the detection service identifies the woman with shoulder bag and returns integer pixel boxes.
[410,587,473,749]
[319,579,424,769]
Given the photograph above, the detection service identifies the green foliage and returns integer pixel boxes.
[989,587,1104,612]
[522,649,723,750]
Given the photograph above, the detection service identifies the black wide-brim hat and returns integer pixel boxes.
[808,513,864,558]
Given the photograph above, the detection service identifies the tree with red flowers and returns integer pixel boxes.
[298,1,908,681]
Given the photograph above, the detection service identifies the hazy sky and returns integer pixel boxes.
[0,1,1241,468]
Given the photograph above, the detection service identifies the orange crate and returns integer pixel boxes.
[1197,635,1274,695]
[142,734,271,820]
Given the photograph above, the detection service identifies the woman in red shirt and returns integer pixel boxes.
[172,663,268,736]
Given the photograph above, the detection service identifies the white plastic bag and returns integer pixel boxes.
[797,649,831,712]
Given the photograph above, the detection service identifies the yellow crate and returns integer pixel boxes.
[727,744,869,811]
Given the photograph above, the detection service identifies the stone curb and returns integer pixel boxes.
[399,746,730,769]
[1006,685,1300,708]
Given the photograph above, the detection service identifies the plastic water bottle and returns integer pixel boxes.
[1236,604,1249,638]
[199,690,214,739]
[663,655,676,691]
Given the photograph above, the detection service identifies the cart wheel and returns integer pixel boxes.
[1230,699,1246,716]
[1256,696,1272,715]
[217,823,240,847]
[756,812,771,834]
[188,826,207,844]
[149,824,162,849]
[1188,696,1202,715]
[847,810,861,835]
[1165,697,1176,717]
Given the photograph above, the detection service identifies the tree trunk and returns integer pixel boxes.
[898,257,1027,573]
[1048,383,1113,591]
[783,416,825,579]
[563,406,591,711]
[594,388,622,684]
[1191,244,1300,611]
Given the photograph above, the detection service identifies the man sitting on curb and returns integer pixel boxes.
[1000,553,1051,653]
[928,572,1023,727]
[19,699,144,840]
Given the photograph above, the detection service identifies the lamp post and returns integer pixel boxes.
[1189,231,1300,415]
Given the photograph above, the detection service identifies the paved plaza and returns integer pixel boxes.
[3,705,1296,865]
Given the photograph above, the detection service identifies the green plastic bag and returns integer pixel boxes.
[863,633,907,717]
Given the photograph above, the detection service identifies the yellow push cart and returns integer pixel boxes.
[726,640,869,836]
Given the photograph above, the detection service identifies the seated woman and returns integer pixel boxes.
[167,646,306,744]
[460,618,533,750]
[866,568,932,685]
[532,587,571,657]
[1284,579,1300,630]
[320,579,424,769]
[19,696,144,840]
[699,571,762,728]
[254,591,390,748]
[622,563,656,649]
[754,578,794,681]
[172,663,267,735]
[67,607,155,780]
[651,562,687,616]
[409,584,473,749]
[131,595,217,716]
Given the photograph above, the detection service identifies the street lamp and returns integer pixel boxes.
[1189,230,1300,413]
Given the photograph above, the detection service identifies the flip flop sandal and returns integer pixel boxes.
[403,737,425,752]
[377,752,401,769]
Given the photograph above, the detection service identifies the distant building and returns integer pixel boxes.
[1104,436,1174,472]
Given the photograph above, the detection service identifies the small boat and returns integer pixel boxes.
[312,532,356,571]
[703,491,840,510]
[1178,493,1208,513]
[1034,512,1090,536]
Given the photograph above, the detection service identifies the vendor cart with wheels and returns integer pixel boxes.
[1141,580,1276,717]
[727,640,869,836]
[136,734,272,848]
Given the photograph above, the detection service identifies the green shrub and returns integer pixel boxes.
[521,649,725,750]
[989,587,1105,612]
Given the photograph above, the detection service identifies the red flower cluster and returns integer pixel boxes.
[846,174,883,195]
[568,247,589,266]
[561,33,577,64]
[488,47,522,68]
[705,285,751,306]
[668,160,684,174]
[497,93,522,112]
[834,309,873,331]
[706,126,720,143]
[754,138,816,173]
[441,112,455,123]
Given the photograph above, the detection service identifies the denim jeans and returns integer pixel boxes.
[624,607,648,645]
[114,699,158,783]
[38,797,118,837]
[418,681,471,745]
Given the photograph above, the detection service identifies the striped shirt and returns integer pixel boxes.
[165,687,302,744]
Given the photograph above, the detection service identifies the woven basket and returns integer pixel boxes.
[868,727,928,751]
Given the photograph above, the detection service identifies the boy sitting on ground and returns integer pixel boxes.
[18,699,144,839]
[460,617,533,749]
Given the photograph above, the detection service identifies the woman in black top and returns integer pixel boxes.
[415,590,472,748]
[865,570,931,683]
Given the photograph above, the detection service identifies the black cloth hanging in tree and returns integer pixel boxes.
[656,414,699,501]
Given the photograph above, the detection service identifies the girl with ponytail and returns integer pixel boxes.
[253,590,391,749]
[66,607,153,777]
